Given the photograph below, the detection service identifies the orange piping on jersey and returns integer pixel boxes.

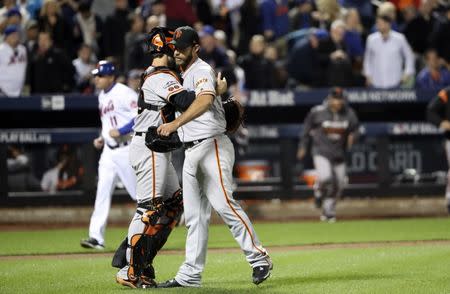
[214,139,266,255]
[166,88,184,102]
[438,90,448,103]
[197,90,216,97]
[151,150,156,199]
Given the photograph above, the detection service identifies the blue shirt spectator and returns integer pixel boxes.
[343,30,364,59]
[416,49,450,90]
[260,0,290,41]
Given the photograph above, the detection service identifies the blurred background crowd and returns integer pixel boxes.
[0,0,450,99]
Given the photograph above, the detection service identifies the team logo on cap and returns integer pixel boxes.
[175,29,182,39]
[152,35,164,50]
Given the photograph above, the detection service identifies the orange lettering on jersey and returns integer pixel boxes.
[438,90,448,103]
[195,78,208,88]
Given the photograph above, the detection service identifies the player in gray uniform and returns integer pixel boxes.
[297,87,359,222]
[157,26,272,288]
[115,27,228,289]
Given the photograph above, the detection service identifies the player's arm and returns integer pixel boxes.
[168,72,227,111]
[110,118,135,138]
[346,108,360,150]
[297,110,315,160]
[427,89,449,130]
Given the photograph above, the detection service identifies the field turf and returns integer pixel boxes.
[1,217,450,293]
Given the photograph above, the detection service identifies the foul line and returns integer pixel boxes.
[2,239,450,261]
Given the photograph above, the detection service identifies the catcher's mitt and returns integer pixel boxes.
[223,96,244,134]
[145,126,182,153]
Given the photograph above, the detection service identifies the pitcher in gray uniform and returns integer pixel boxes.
[297,87,359,222]
[157,26,272,288]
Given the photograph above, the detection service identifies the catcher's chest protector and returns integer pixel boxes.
[138,66,181,122]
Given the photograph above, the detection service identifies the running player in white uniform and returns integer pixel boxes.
[80,60,137,249]
[157,26,272,288]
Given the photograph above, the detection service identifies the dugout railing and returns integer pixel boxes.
[0,88,446,206]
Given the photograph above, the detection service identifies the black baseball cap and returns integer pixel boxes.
[169,26,200,49]
[329,87,346,99]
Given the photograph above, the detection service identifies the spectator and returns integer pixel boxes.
[260,0,289,41]
[430,4,450,64]
[287,29,328,87]
[73,0,103,56]
[363,15,415,88]
[210,0,243,48]
[193,0,213,26]
[124,14,149,72]
[372,1,400,32]
[238,34,276,89]
[221,49,245,99]
[126,68,143,93]
[401,3,434,55]
[198,25,229,69]
[149,0,167,26]
[289,0,316,31]
[7,145,40,192]
[342,8,364,62]
[0,25,27,97]
[146,15,161,32]
[38,0,74,54]
[102,0,131,70]
[165,0,198,28]
[24,20,39,55]
[416,49,450,90]
[73,43,96,93]
[237,0,261,55]
[214,29,228,51]
[28,31,75,93]
[264,44,288,88]
[318,20,353,86]
[313,0,341,29]
[339,0,373,29]
[0,0,30,30]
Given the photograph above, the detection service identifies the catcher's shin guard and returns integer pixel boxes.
[128,190,184,281]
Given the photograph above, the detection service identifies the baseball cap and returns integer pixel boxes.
[169,26,200,49]
[329,87,346,99]
[199,25,215,38]
[91,60,116,76]
[6,7,21,18]
[3,25,19,37]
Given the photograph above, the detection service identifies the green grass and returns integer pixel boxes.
[1,245,450,293]
[1,217,450,255]
[1,218,450,293]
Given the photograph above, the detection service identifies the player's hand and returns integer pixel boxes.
[297,147,306,160]
[157,122,178,137]
[109,129,120,138]
[93,137,104,149]
[216,72,228,95]
[440,120,450,131]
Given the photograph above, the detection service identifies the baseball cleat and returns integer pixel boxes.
[252,260,273,285]
[157,278,184,288]
[80,237,105,249]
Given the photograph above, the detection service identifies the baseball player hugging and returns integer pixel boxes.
[157,26,272,288]
[80,60,137,250]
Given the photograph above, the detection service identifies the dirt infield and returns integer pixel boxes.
[2,239,450,261]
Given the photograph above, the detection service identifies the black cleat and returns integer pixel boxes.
[157,278,183,288]
[80,237,105,249]
[252,261,273,285]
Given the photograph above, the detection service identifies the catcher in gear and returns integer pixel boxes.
[114,27,228,289]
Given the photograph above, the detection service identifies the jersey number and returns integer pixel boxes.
[110,116,118,128]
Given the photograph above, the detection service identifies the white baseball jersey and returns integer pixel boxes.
[134,66,183,132]
[0,43,27,97]
[178,58,226,142]
[98,83,138,146]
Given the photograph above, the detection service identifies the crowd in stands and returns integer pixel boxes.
[0,0,449,98]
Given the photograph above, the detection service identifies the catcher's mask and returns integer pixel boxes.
[146,27,175,56]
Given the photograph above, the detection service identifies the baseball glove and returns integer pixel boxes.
[145,126,182,153]
[223,96,244,134]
